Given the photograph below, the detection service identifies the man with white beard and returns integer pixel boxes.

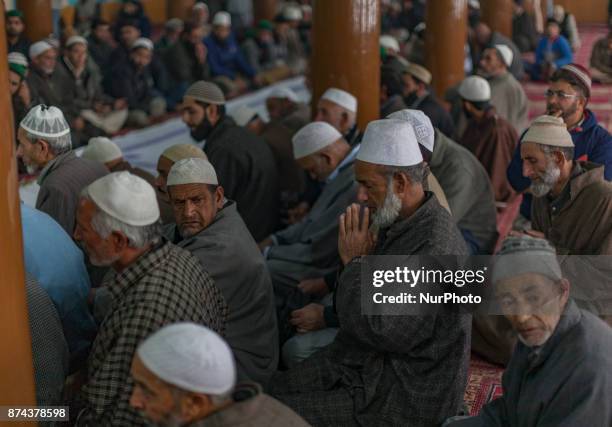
[518,115,612,255]
[269,119,471,426]
[72,172,227,426]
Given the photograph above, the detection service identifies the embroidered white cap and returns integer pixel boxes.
[161,144,208,163]
[494,44,513,68]
[458,75,491,102]
[387,109,435,153]
[20,104,71,138]
[29,40,54,59]
[167,157,219,186]
[320,87,357,113]
[81,137,122,163]
[522,115,574,148]
[357,119,423,167]
[292,122,342,160]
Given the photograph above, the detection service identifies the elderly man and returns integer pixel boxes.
[155,143,208,224]
[82,137,155,185]
[110,37,166,127]
[164,158,278,387]
[21,204,96,363]
[180,81,279,241]
[315,87,361,147]
[266,87,310,133]
[270,119,470,426]
[58,36,128,143]
[458,76,518,205]
[73,172,227,426]
[507,64,612,219]
[17,105,108,234]
[448,236,612,426]
[6,9,30,56]
[478,44,528,133]
[401,62,455,138]
[519,115,612,255]
[26,40,77,125]
[259,122,359,326]
[389,109,499,254]
[231,105,305,215]
[130,323,310,427]
[204,12,256,95]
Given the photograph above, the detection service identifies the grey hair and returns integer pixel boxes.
[25,130,72,156]
[170,385,232,406]
[383,163,425,185]
[537,143,575,162]
[80,189,161,249]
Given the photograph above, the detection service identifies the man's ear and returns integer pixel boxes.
[215,186,225,209]
[37,138,51,159]
[110,230,130,253]
[339,111,350,130]
[559,278,571,301]
[393,172,411,195]
[206,104,219,123]
[552,150,566,166]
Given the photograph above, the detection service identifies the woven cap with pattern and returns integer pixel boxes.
[493,235,562,284]
[184,81,226,105]
[20,104,71,139]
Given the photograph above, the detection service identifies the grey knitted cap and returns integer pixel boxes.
[184,81,226,105]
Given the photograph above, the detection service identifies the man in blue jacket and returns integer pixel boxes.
[507,63,612,219]
[529,19,573,81]
[204,11,257,96]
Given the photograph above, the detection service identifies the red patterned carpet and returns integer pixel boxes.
[464,354,505,415]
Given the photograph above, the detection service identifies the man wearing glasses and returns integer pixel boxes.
[507,63,612,220]
[446,236,612,426]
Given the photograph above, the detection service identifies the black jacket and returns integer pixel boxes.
[204,117,280,241]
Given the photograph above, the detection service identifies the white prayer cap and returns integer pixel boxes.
[165,18,184,32]
[131,37,154,51]
[20,104,71,138]
[387,109,435,153]
[283,5,303,21]
[193,2,208,12]
[522,115,574,148]
[212,11,231,27]
[86,172,160,226]
[320,88,357,113]
[82,137,123,163]
[267,87,299,103]
[8,52,28,67]
[494,44,513,68]
[357,119,423,167]
[29,40,54,59]
[380,35,400,53]
[66,35,88,48]
[468,0,480,9]
[167,157,219,186]
[458,75,491,102]
[292,122,342,160]
[137,323,236,395]
[161,144,208,163]
[403,63,432,85]
[230,106,258,127]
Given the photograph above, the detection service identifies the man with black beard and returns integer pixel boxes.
[518,115,612,255]
[507,64,612,220]
[180,81,279,241]
[401,62,455,138]
[6,9,30,56]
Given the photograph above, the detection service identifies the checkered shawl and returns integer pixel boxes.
[76,242,227,426]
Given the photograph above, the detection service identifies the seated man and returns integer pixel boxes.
[109,38,166,128]
[270,119,470,426]
[73,172,227,425]
[21,204,95,364]
[17,104,108,234]
[162,22,210,90]
[448,236,612,426]
[180,81,279,241]
[266,87,311,133]
[590,30,612,84]
[553,5,581,51]
[259,122,359,329]
[520,115,612,255]
[477,44,528,133]
[6,9,30,56]
[87,19,114,76]
[401,62,455,138]
[380,65,407,118]
[130,323,309,427]
[458,76,518,206]
[155,143,208,224]
[507,64,612,220]
[529,19,573,81]
[204,12,256,96]
[58,36,128,144]
[315,87,361,147]
[241,20,292,85]
[164,158,278,387]
[389,109,499,254]
[512,0,538,53]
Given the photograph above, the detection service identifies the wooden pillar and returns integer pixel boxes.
[254,0,278,23]
[425,0,468,98]
[311,0,380,130]
[17,0,53,42]
[167,0,196,22]
[481,0,514,38]
[0,7,37,420]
